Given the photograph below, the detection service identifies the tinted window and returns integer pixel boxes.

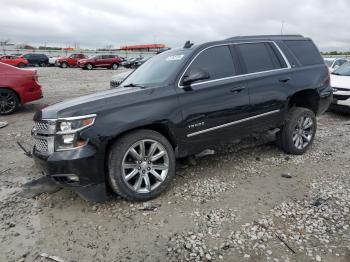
[186,45,235,81]
[237,43,282,73]
[284,40,323,66]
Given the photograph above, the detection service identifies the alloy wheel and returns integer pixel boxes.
[0,90,16,114]
[292,116,314,150]
[121,139,169,193]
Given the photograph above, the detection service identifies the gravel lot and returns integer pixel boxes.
[0,67,349,262]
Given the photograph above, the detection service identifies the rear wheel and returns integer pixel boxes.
[277,107,316,155]
[0,89,19,115]
[61,62,68,68]
[85,63,93,70]
[17,62,26,68]
[39,62,46,67]
[108,130,175,201]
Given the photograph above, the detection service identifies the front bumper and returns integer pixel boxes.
[32,144,110,202]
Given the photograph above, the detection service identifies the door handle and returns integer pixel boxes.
[230,86,246,93]
[279,77,291,83]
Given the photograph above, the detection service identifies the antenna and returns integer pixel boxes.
[184,41,194,49]
[280,20,285,35]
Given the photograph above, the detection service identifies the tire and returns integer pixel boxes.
[86,63,93,70]
[39,62,46,67]
[61,62,68,68]
[0,88,19,115]
[108,129,176,201]
[17,62,26,68]
[111,63,119,70]
[277,107,316,155]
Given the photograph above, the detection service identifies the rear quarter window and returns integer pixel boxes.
[283,40,323,66]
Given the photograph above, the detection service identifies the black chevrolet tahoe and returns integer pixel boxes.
[31,35,332,202]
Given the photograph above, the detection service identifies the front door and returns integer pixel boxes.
[176,45,250,146]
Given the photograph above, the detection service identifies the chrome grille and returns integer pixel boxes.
[34,137,48,153]
[32,120,55,155]
[33,121,49,132]
[110,80,122,88]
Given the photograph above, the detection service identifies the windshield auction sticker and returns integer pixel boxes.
[166,55,184,61]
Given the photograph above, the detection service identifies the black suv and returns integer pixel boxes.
[22,53,49,67]
[31,35,332,202]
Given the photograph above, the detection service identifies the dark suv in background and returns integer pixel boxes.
[22,53,49,67]
[31,35,332,202]
[77,54,122,70]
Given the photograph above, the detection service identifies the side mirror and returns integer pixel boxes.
[182,68,210,87]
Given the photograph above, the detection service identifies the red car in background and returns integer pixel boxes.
[77,54,122,70]
[56,53,87,68]
[0,55,29,68]
[0,62,43,115]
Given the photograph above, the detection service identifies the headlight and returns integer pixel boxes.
[55,114,96,151]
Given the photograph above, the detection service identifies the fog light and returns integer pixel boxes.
[62,134,75,144]
[67,175,79,182]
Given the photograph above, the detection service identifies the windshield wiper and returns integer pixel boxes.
[332,72,340,75]
[123,83,147,88]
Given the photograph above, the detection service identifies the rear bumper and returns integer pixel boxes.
[21,83,43,104]
[317,88,333,115]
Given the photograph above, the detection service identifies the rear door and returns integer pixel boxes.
[177,45,250,143]
[235,42,290,130]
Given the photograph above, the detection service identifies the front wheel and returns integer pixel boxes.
[277,107,316,155]
[17,62,26,68]
[0,89,19,115]
[108,130,175,201]
[111,63,119,70]
[61,62,68,68]
[85,63,93,70]
[39,62,46,67]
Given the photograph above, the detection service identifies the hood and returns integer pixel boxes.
[111,70,133,81]
[331,74,350,90]
[35,86,154,120]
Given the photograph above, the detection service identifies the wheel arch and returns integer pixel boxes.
[103,122,178,184]
[288,89,320,115]
[0,86,21,104]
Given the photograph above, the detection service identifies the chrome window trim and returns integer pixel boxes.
[186,109,280,138]
[178,41,291,88]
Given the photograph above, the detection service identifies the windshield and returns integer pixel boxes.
[333,62,350,76]
[122,50,190,87]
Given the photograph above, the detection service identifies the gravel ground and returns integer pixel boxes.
[0,67,349,262]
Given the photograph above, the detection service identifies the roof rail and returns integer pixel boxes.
[226,34,304,40]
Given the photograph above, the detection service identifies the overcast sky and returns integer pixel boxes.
[1,0,350,51]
